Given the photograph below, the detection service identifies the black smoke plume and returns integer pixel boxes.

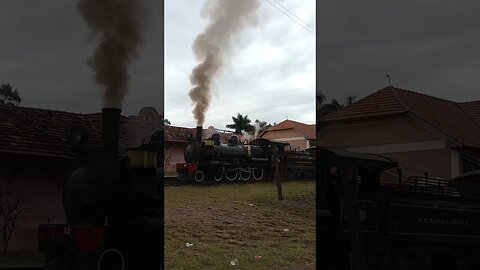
[77,0,147,108]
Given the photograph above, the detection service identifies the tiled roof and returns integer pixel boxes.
[164,125,232,143]
[320,87,480,148]
[0,105,162,159]
[164,126,195,142]
[263,119,316,139]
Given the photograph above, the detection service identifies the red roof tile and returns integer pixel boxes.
[320,87,480,148]
[263,119,316,139]
[0,105,162,158]
[164,125,233,143]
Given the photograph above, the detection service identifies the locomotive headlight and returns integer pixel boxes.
[68,125,89,146]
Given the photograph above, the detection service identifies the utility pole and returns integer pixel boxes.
[272,144,283,201]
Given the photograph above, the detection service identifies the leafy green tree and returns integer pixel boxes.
[226,113,255,135]
[0,84,21,106]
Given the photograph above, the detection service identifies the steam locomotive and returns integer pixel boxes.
[318,147,480,270]
[37,108,163,270]
[175,126,315,183]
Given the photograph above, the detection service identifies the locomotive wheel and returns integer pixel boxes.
[213,168,223,182]
[224,167,238,181]
[239,168,252,181]
[194,170,205,182]
[94,248,125,270]
[252,168,264,181]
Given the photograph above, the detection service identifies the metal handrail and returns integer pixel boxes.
[401,175,459,196]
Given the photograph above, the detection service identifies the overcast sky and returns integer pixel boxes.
[318,0,480,104]
[165,0,316,129]
[0,0,162,116]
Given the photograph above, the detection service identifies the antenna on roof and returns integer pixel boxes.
[386,74,392,87]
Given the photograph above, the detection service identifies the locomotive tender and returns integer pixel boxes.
[318,147,480,270]
[176,126,315,183]
[37,108,163,270]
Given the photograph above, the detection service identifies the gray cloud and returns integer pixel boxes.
[318,0,480,102]
[166,0,315,129]
[0,0,162,116]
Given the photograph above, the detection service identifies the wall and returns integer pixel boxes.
[262,129,309,151]
[383,149,452,180]
[317,117,455,179]
[318,117,438,148]
[164,141,186,173]
[0,155,68,252]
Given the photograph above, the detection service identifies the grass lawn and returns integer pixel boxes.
[165,180,316,270]
[0,252,44,268]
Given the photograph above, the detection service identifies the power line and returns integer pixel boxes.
[271,0,315,32]
[264,0,316,36]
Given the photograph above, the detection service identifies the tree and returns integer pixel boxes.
[0,84,21,106]
[317,94,358,119]
[316,91,326,110]
[0,193,30,254]
[318,99,343,119]
[163,118,171,125]
[226,113,255,135]
[345,96,357,105]
[254,119,272,136]
[164,144,172,174]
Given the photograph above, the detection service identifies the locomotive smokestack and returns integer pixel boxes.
[102,108,121,155]
[196,126,203,143]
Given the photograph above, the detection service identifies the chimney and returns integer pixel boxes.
[102,108,121,155]
[196,126,203,143]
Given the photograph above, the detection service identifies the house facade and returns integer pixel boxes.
[0,105,162,251]
[164,125,233,174]
[260,119,316,151]
[318,87,480,180]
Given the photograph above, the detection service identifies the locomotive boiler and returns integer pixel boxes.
[37,108,163,270]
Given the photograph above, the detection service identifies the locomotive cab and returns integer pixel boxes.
[318,147,480,269]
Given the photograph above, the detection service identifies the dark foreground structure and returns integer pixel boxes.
[317,146,480,270]
[37,108,163,270]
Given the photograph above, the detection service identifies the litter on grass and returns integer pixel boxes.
[230,258,239,266]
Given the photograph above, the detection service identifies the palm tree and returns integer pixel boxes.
[226,113,255,135]
[318,99,343,119]
[345,96,357,105]
[254,119,272,136]
[316,92,326,110]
